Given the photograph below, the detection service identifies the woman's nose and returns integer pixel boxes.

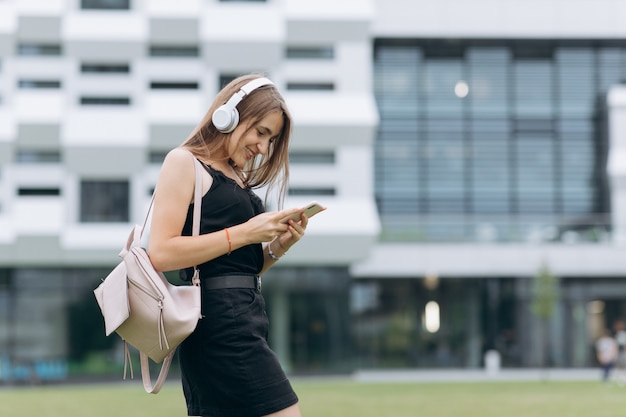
[257,140,269,155]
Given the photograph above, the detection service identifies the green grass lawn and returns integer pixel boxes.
[1,379,625,417]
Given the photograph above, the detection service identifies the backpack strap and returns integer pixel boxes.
[134,150,205,394]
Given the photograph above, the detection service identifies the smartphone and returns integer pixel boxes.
[282,201,326,223]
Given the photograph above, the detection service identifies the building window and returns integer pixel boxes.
[286,82,334,91]
[219,0,266,2]
[81,63,130,74]
[286,46,334,60]
[150,81,199,90]
[18,188,61,196]
[219,74,243,89]
[149,151,168,164]
[289,151,335,165]
[18,80,62,89]
[149,46,199,58]
[16,150,62,163]
[81,0,130,9]
[80,97,131,106]
[17,44,62,56]
[288,187,336,196]
[80,180,129,223]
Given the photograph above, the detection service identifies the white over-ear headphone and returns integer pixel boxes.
[212,77,275,133]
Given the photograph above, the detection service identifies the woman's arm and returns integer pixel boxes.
[148,148,230,271]
[148,148,302,272]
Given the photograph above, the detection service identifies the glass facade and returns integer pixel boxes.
[0,268,113,382]
[374,40,622,243]
[360,39,626,370]
[263,267,353,373]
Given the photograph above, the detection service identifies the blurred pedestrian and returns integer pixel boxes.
[596,329,619,383]
[613,319,626,384]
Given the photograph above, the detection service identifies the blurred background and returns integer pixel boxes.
[1,0,626,383]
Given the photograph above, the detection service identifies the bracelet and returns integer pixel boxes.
[268,241,281,261]
[224,228,232,255]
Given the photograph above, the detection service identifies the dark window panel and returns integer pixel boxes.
[288,188,336,196]
[17,44,61,56]
[149,151,168,164]
[374,46,422,118]
[18,188,61,196]
[424,59,465,118]
[513,60,554,118]
[16,151,61,163]
[80,97,131,105]
[286,46,334,60]
[289,152,335,164]
[149,46,199,57]
[219,74,248,89]
[81,0,130,9]
[556,48,595,117]
[18,80,62,89]
[286,82,334,91]
[150,81,199,90]
[80,180,129,222]
[81,63,130,74]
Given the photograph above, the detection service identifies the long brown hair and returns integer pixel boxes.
[181,74,292,207]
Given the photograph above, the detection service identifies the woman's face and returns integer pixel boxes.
[227,110,284,168]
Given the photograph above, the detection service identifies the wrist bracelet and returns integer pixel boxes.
[224,228,232,255]
[268,241,281,261]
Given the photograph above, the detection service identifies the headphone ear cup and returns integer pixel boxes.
[212,105,238,133]
[228,109,240,133]
[212,76,273,132]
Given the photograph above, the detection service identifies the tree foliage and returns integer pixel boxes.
[531,264,559,320]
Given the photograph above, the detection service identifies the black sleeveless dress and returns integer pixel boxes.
[178,163,298,417]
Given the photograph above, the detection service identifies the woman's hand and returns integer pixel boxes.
[242,208,303,244]
[256,210,309,274]
[276,211,309,251]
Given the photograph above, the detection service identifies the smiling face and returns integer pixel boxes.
[182,74,292,203]
[226,110,284,168]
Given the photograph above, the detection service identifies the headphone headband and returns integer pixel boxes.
[212,77,275,133]
[240,77,274,95]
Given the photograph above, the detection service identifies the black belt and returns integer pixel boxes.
[200,275,261,292]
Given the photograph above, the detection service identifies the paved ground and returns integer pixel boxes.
[0,367,614,388]
[349,368,607,383]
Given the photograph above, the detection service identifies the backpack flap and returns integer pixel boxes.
[94,261,130,336]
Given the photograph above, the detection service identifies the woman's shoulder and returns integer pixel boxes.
[165,147,196,163]
[158,148,197,184]
[162,147,199,172]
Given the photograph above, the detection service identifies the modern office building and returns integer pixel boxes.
[1,0,626,379]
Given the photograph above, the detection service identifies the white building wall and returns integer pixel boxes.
[373,0,626,38]
[607,86,626,245]
[0,0,379,266]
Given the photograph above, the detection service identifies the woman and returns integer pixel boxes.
[148,74,306,417]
